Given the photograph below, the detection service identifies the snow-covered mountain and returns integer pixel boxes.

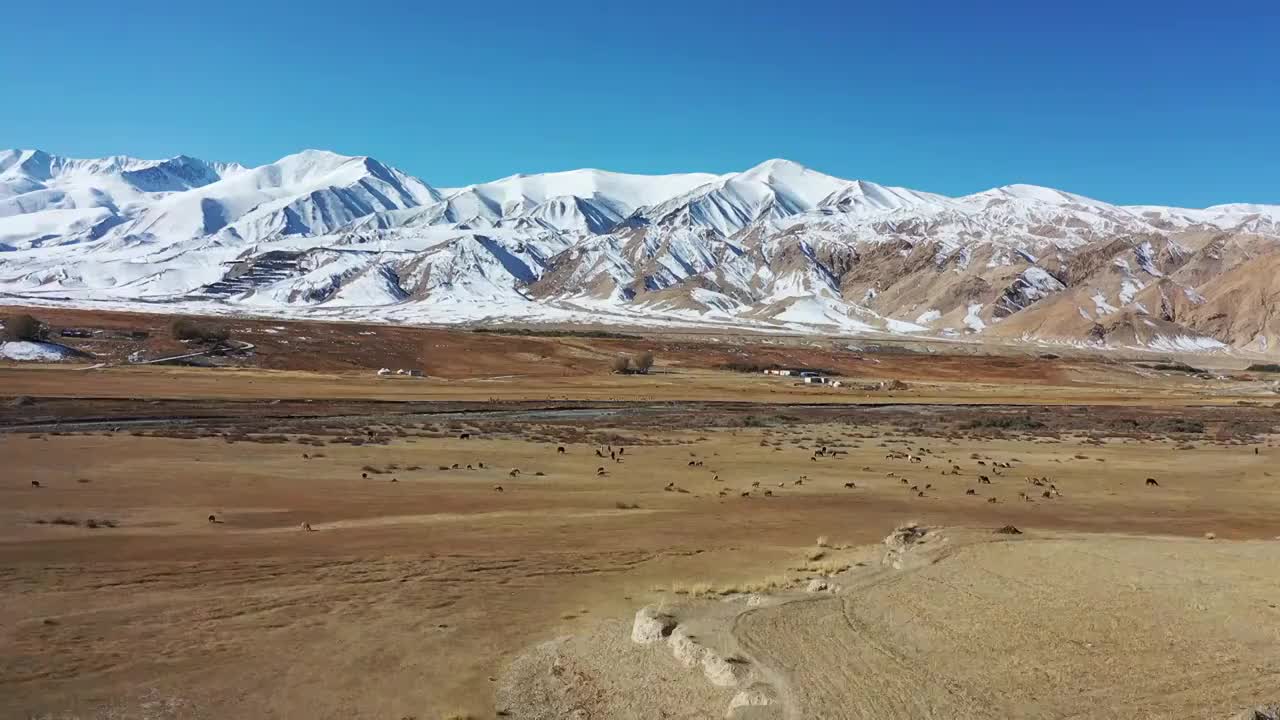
[3,148,1279,354]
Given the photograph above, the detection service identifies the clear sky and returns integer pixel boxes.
[3,0,1277,207]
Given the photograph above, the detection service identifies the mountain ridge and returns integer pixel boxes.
[2,148,1278,355]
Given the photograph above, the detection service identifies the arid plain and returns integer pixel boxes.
[3,309,1279,719]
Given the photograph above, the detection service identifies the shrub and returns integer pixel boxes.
[3,314,47,342]
[632,351,655,374]
[170,318,230,343]
[610,356,631,373]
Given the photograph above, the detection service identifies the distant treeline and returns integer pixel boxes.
[719,359,839,375]
[1246,363,1280,373]
[470,327,642,340]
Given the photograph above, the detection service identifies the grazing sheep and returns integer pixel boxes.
[459,433,470,440]
[466,464,473,470]
[900,478,908,485]
[987,496,998,503]
[740,491,750,497]
[596,449,605,458]
[207,514,217,523]
[752,481,761,487]
[478,462,486,469]
[509,469,520,478]
[557,446,566,454]
[391,478,398,483]
[1042,490,1052,498]
[910,485,919,491]
[451,463,460,469]
[713,474,720,482]
[764,490,773,496]
[844,482,857,488]
[31,480,40,488]
[1146,478,1160,487]
[362,473,368,479]
[302,453,309,459]
[793,479,803,486]
[619,447,625,455]
[978,476,991,484]
[966,489,977,495]
[916,491,926,498]
[925,483,932,490]
[688,460,696,467]
[596,468,608,477]
[493,485,504,492]
[300,522,314,532]
[977,461,986,466]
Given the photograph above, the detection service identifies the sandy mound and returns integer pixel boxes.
[736,534,1280,719]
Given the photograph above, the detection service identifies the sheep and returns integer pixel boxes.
[493,485,504,493]
[965,489,977,495]
[978,475,991,484]
[508,469,521,478]
[557,446,566,454]
[1146,477,1159,486]
[299,522,314,532]
[31,480,41,488]
[207,514,217,523]
[844,482,857,489]
[900,478,909,485]
[459,433,470,440]
[987,496,998,503]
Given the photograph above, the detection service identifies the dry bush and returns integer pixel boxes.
[632,350,655,374]
[169,317,231,343]
[3,313,47,342]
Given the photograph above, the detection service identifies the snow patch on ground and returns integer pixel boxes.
[1119,278,1144,305]
[1091,291,1118,315]
[1,340,77,362]
[914,309,941,325]
[1146,334,1228,353]
[964,304,986,332]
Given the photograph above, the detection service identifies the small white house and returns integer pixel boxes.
[376,367,392,376]
[804,376,828,385]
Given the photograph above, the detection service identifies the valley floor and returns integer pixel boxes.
[2,337,1279,719]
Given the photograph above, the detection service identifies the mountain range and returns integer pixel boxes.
[2,148,1279,354]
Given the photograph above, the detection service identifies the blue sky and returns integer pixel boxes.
[3,0,1277,206]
